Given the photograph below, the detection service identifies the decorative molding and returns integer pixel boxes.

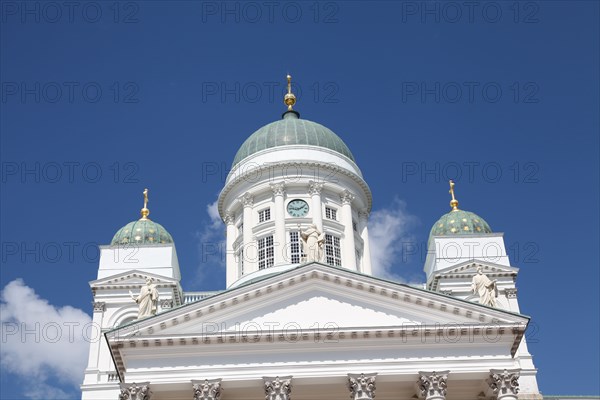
[308,180,324,196]
[439,290,453,296]
[160,299,173,309]
[240,192,254,207]
[218,160,373,219]
[504,288,518,298]
[417,371,449,400]
[93,301,106,312]
[340,189,355,205]
[223,212,235,225]
[119,382,151,400]
[192,379,222,400]
[270,182,286,196]
[264,376,292,400]
[348,373,377,400]
[487,369,520,399]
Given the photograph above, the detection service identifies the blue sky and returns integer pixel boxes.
[1,1,599,398]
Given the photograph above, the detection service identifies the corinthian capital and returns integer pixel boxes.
[264,376,292,400]
[487,369,520,398]
[348,373,377,400]
[340,189,355,205]
[93,301,105,312]
[270,182,286,196]
[417,371,449,400]
[307,180,323,196]
[223,212,235,225]
[192,379,222,400]
[240,192,254,207]
[119,382,151,400]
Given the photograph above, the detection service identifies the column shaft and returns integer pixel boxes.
[308,181,324,232]
[224,213,236,286]
[271,183,286,266]
[241,193,256,274]
[340,190,357,270]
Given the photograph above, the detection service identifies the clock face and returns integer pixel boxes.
[287,199,309,217]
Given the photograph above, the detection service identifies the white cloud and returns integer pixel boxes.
[195,199,226,276]
[0,279,91,399]
[368,198,420,282]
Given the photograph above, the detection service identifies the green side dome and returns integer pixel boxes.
[232,112,355,167]
[111,219,173,246]
[429,209,492,240]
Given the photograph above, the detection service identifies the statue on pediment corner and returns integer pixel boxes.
[471,267,498,307]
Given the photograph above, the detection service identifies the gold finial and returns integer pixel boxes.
[448,180,459,211]
[284,74,296,111]
[140,188,150,220]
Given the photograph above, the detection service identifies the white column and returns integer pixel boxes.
[487,369,520,400]
[241,192,256,274]
[358,209,372,275]
[271,182,286,266]
[308,181,324,232]
[83,302,105,384]
[340,190,357,270]
[417,371,449,400]
[224,212,236,287]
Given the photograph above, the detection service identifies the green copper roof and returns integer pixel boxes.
[111,219,173,246]
[232,112,355,167]
[429,209,492,241]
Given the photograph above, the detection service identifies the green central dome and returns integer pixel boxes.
[429,209,492,242]
[232,112,355,167]
[111,219,173,246]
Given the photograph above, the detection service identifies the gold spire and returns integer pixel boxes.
[284,74,296,111]
[449,180,459,211]
[140,188,150,220]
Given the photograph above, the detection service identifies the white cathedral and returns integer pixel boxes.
[81,77,542,400]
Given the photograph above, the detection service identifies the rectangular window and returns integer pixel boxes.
[325,234,342,267]
[325,207,337,220]
[258,235,274,270]
[238,223,243,234]
[258,208,271,223]
[289,231,306,264]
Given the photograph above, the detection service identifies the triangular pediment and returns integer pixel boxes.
[435,260,519,277]
[108,263,527,340]
[90,270,179,289]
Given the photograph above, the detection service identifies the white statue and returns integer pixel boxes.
[471,267,498,307]
[300,223,325,262]
[130,277,159,319]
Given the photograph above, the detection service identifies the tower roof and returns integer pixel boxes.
[428,181,493,242]
[232,112,356,167]
[231,74,355,167]
[110,188,174,246]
